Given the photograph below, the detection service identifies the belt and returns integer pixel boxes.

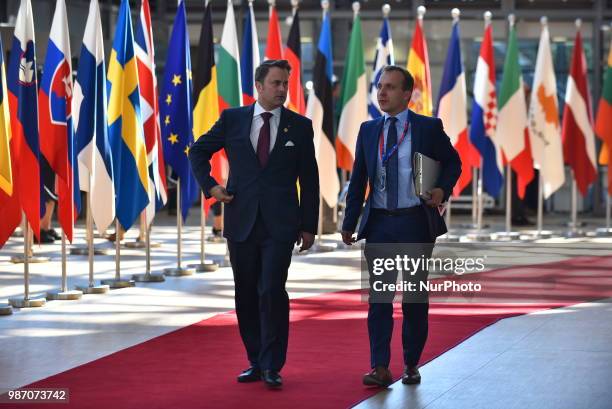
[371,206,422,216]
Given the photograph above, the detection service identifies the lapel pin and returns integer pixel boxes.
[283,127,288,133]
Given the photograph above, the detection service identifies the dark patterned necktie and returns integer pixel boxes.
[386,116,398,210]
[256,112,273,167]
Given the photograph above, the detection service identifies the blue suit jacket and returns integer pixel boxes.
[189,104,320,242]
[342,110,461,241]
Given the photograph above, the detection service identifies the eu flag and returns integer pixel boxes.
[160,0,198,221]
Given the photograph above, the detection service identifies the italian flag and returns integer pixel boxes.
[595,37,612,195]
[496,19,533,198]
[218,0,242,110]
[336,8,367,172]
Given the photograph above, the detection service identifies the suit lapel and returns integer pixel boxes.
[268,106,290,163]
[367,117,385,181]
[240,104,259,164]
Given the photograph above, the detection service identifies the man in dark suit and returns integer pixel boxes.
[189,60,319,388]
[341,66,461,387]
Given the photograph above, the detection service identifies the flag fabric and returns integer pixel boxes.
[240,0,260,105]
[265,2,284,61]
[0,0,41,245]
[368,12,394,120]
[218,0,242,111]
[469,20,504,198]
[561,27,597,196]
[528,20,565,199]
[306,8,339,207]
[285,7,305,115]
[595,37,612,195]
[135,0,168,227]
[39,0,79,242]
[160,0,198,221]
[107,0,149,230]
[436,16,478,197]
[406,13,432,116]
[497,21,533,199]
[0,38,12,198]
[74,0,115,235]
[336,8,367,172]
[193,1,224,215]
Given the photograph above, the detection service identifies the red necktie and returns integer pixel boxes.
[257,112,273,167]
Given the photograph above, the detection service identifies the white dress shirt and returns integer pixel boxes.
[250,102,282,153]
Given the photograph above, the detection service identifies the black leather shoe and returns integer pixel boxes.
[261,370,282,388]
[401,366,421,384]
[237,366,261,383]
[47,228,61,240]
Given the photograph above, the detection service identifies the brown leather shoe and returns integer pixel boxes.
[363,366,393,387]
[401,365,421,384]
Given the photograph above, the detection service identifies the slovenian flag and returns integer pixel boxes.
[39,0,80,242]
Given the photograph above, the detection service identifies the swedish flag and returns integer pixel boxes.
[107,0,149,230]
[160,0,198,221]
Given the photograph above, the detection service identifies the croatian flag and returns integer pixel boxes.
[39,0,80,242]
[469,20,504,198]
[74,0,115,235]
[136,0,168,227]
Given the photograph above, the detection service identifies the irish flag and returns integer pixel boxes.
[406,6,432,116]
[496,16,533,198]
[595,33,612,195]
[218,0,242,111]
[336,3,367,172]
[562,21,597,196]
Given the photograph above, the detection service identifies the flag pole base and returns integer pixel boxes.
[312,242,337,253]
[9,298,46,308]
[124,240,162,249]
[10,255,50,264]
[163,267,196,277]
[595,228,612,237]
[458,223,490,230]
[563,229,586,238]
[70,246,114,256]
[46,290,83,301]
[565,221,586,228]
[206,236,226,243]
[0,304,13,315]
[464,232,492,242]
[100,278,135,289]
[523,230,555,239]
[437,233,461,243]
[132,272,166,282]
[187,260,219,272]
[490,231,522,241]
[75,284,109,294]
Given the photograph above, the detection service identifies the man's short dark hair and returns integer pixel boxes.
[255,60,292,83]
[380,65,414,92]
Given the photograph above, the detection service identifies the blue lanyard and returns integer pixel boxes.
[379,119,410,166]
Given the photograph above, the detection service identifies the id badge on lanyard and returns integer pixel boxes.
[377,119,410,192]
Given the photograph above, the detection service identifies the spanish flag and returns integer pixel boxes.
[0,37,12,197]
[406,7,432,116]
[107,0,149,230]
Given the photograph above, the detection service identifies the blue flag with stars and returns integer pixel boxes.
[160,0,198,220]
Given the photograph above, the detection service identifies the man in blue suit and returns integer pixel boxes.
[341,66,461,387]
[189,60,319,388]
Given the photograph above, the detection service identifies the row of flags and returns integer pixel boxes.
[1,1,612,249]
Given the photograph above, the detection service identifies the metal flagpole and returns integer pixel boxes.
[471,169,478,226]
[101,218,136,288]
[312,201,336,253]
[70,191,113,256]
[133,208,166,282]
[564,173,583,237]
[467,160,491,241]
[164,179,195,275]
[492,164,520,240]
[9,219,46,308]
[187,193,219,272]
[76,193,109,294]
[46,231,83,301]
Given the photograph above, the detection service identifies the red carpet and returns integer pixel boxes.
[4,256,612,409]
